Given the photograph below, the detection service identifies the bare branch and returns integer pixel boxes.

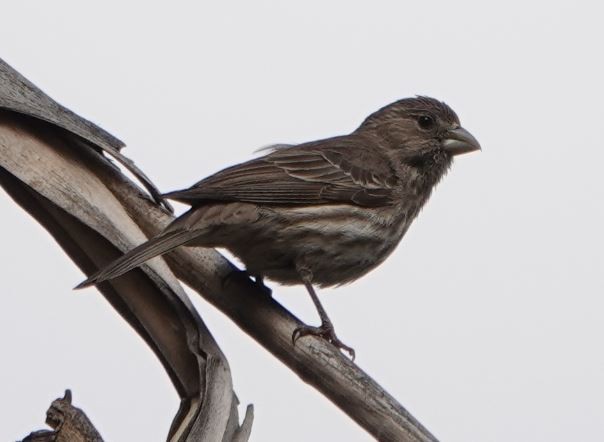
[0,57,251,442]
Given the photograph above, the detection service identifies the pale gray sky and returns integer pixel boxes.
[1,2,603,441]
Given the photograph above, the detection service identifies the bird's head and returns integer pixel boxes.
[356,96,481,165]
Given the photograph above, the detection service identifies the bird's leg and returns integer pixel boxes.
[292,266,355,359]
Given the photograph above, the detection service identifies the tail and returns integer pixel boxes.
[76,229,202,289]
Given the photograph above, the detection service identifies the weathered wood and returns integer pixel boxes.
[21,390,103,442]
[0,57,171,212]
[0,111,251,441]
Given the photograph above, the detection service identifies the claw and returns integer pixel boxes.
[292,323,355,360]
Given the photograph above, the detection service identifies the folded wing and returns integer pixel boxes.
[164,138,398,208]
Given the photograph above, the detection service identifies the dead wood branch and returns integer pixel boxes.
[0,58,251,442]
[0,57,435,442]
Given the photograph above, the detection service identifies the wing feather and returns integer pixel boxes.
[164,137,397,208]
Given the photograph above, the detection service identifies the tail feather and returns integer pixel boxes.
[76,229,201,289]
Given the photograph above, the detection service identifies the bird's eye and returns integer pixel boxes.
[417,115,436,130]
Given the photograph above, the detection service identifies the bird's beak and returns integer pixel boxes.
[442,127,481,156]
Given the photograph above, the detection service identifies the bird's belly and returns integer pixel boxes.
[224,205,411,287]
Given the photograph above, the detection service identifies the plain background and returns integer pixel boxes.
[1,2,603,441]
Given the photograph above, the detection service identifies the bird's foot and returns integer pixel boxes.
[292,322,355,360]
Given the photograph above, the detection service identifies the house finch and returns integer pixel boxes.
[78,96,480,358]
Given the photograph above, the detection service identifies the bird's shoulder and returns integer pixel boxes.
[267,136,398,189]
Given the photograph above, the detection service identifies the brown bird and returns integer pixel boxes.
[77,96,480,358]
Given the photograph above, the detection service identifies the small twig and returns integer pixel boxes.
[21,390,103,442]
